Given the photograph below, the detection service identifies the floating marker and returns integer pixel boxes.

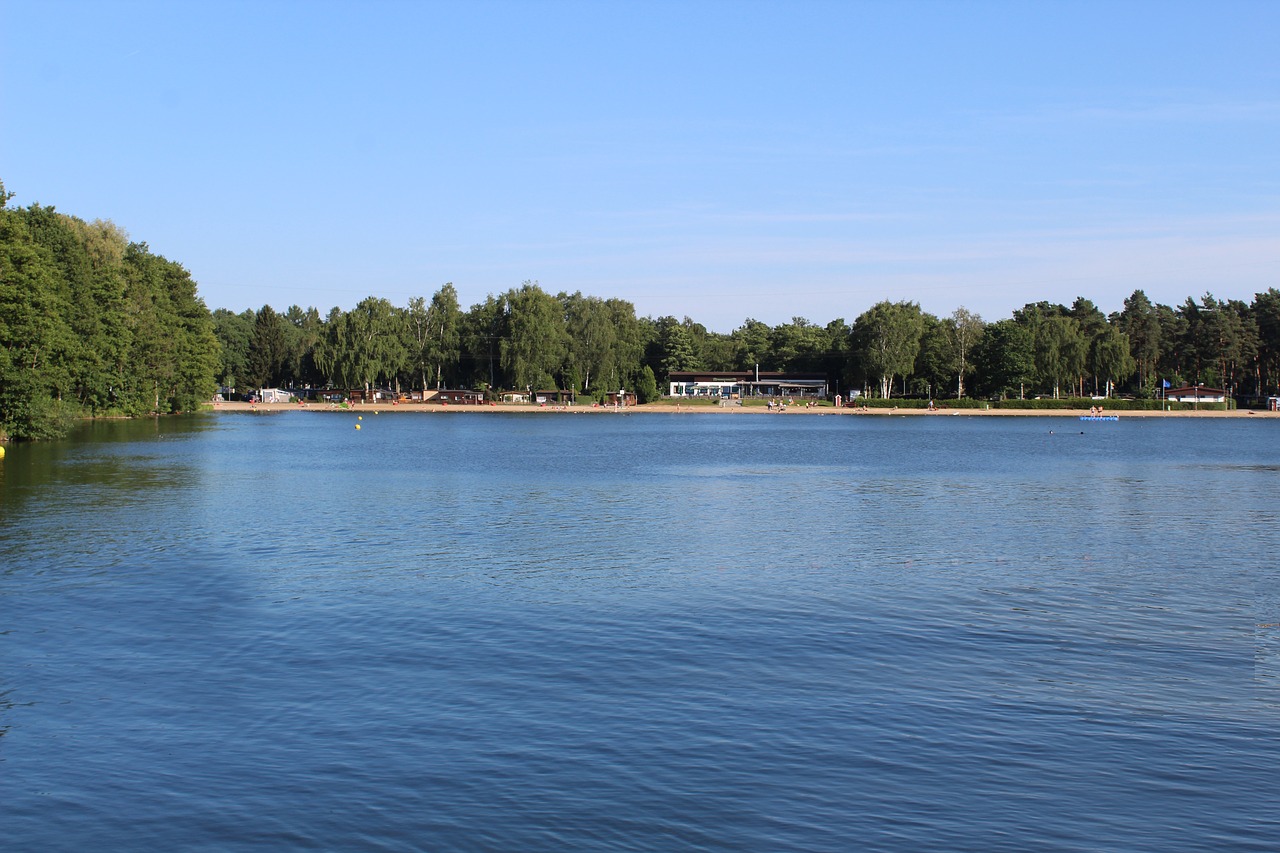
[0,446,5,460]
[355,424,361,430]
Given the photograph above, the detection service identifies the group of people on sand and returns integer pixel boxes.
[1089,405,1105,415]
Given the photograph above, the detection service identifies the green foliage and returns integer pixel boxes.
[731,318,772,368]
[656,316,698,379]
[972,320,1034,399]
[1116,290,1161,392]
[14,185,1280,424]
[501,281,569,391]
[563,291,615,391]
[1254,288,1280,395]
[0,190,220,438]
[246,304,289,389]
[635,364,659,403]
[851,301,925,398]
[319,296,408,392]
[213,308,254,391]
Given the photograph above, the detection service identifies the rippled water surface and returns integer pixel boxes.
[3,412,1278,851]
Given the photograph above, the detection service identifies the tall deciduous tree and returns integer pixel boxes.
[851,300,924,398]
[1033,314,1085,399]
[731,319,772,370]
[283,304,323,388]
[655,316,698,381]
[212,308,254,393]
[0,202,78,436]
[563,291,615,392]
[1088,325,1135,397]
[461,295,507,391]
[973,319,1034,400]
[771,317,828,374]
[501,281,569,391]
[946,307,984,398]
[425,283,461,389]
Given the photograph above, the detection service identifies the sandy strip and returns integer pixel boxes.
[206,401,1278,418]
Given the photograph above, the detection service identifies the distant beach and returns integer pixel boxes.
[207,401,1277,418]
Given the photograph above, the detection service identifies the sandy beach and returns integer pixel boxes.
[207,400,1278,418]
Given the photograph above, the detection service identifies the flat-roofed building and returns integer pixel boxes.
[667,370,828,399]
[1166,384,1227,403]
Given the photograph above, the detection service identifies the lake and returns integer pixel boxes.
[2,411,1277,851]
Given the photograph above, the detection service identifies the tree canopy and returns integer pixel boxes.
[6,180,1280,440]
[1,188,219,438]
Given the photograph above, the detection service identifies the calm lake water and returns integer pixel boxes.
[2,411,1277,851]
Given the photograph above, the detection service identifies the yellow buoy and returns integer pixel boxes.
[0,445,5,460]
[358,415,363,420]
[355,424,361,430]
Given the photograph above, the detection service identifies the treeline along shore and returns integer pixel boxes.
[4,183,1280,439]
[214,399,1274,418]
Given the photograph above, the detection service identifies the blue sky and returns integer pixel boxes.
[3,1,1277,331]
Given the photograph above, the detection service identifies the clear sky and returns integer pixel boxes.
[3,0,1277,331]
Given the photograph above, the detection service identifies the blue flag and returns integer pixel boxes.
[1162,379,1171,388]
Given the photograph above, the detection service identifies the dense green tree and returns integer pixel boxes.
[119,242,220,413]
[655,316,698,380]
[850,300,925,398]
[245,304,289,390]
[405,296,432,391]
[1154,303,1189,385]
[461,294,507,391]
[563,291,616,392]
[676,317,731,371]
[0,203,79,437]
[318,298,408,393]
[771,317,828,374]
[405,284,462,391]
[1116,290,1162,395]
[1088,325,1136,397]
[61,217,131,412]
[605,298,646,393]
[501,281,569,391]
[913,313,951,398]
[212,308,254,393]
[945,307,984,398]
[1178,294,1255,393]
[731,319,773,369]
[634,364,659,403]
[972,319,1034,399]
[314,306,348,388]
[282,304,324,388]
[1,188,219,435]
[1253,288,1280,395]
[425,283,462,389]
[1068,297,1109,395]
[1033,314,1085,399]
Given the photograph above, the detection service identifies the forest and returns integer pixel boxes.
[4,184,1280,439]
[0,185,220,439]
[216,284,1280,409]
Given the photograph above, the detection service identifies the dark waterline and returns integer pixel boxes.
[2,412,1278,851]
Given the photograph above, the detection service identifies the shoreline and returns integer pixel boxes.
[205,401,1278,418]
